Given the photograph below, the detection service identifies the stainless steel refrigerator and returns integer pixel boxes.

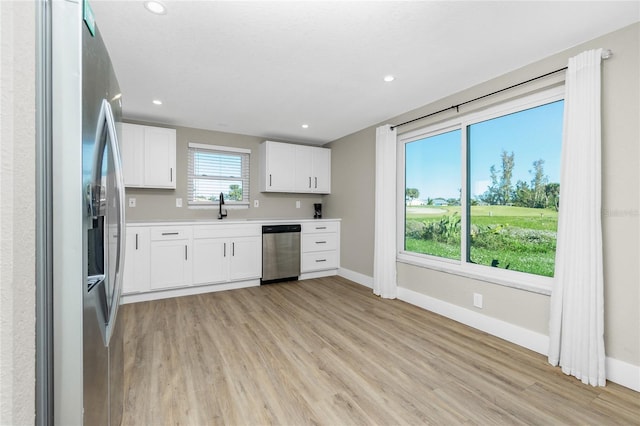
[47,0,125,426]
[82,12,126,426]
[51,1,126,424]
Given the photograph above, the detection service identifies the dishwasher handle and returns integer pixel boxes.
[262,224,301,234]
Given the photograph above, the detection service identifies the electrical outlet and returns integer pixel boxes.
[254,199,259,208]
[473,293,483,309]
[128,198,136,208]
[296,200,301,209]
[176,198,182,208]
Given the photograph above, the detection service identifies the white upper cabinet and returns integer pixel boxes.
[294,145,314,192]
[311,146,331,193]
[260,141,331,194]
[121,123,176,189]
[120,123,144,186]
[259,141,295,192]
[143,126,176,188]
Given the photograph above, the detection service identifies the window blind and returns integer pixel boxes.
[187,145,250,205]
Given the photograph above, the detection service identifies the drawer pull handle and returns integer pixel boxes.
[316,241,327,244]
[185,245,188,260]
[135,233,138,250]
[162,232,179,236]
[315,259,327,263]
[316,226,327,230]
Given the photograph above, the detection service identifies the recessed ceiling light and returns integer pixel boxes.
[144,1,166,15]
[383,75,395,82]
[152,99,163,105]
[301,124,309,129]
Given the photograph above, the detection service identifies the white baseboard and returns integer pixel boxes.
[397,286,639,392]
[397,287,549,355]
[606,357,640,392]
[121,279,260,304]
[339,267,373,288]
[300,269,338,280]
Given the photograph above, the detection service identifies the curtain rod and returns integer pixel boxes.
[390,49,612,131]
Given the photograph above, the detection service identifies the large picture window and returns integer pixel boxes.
[405,129,461,260]
[400,87,563,288]
[187,143,250,206]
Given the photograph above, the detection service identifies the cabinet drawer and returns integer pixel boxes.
[302,233,337,253]
[301,251,338,272]
[150,227,192,241]
[302,221,338,234]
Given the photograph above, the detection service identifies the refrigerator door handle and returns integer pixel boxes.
[92,99,126,345]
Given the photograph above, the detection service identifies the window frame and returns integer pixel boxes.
[397,85,564,294]
[187,143,251,208]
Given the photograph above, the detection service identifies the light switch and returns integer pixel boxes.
[176,198,183,208]
[296,200,300,209]
[254,199,259,208]
[128,198,136,208]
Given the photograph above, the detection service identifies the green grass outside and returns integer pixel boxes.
[405,205,557,277]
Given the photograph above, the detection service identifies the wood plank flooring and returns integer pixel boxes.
[120,276,639,425]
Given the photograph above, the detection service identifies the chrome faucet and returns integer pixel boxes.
[218,192,227,219]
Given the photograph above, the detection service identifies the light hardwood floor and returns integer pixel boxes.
[120,276,639,425]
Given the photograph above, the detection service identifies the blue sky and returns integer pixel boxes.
[405,100,564,200]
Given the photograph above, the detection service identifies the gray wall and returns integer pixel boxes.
[124,123,324,221]
[325,23,640,366]
[0,1,36,424]
[323,127,376,275]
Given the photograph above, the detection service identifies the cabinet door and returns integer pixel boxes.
[121,123,144,187]
[312,147,331,193]
[123,227,150,294]
[264,142,295,192]
[229,236,262,281]
[143,127,176,188]
[192,238,228,285]
[150,239,191,289]
[294,145,313,192]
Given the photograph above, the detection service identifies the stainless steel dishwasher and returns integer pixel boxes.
[262,224,301,284]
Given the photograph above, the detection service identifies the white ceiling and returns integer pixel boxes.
[91,1,639,145]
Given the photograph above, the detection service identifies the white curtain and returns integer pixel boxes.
[548,48,605,386]
[373,124,398,299]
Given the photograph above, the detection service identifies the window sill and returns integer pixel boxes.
[397,251,552,296]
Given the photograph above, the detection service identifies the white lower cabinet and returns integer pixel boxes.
[149,226,193,290]
[122,226,150,294]
[301,221,340,273]
[302,250,339,272]
[192,225,262,286]
[123,220,338,302]
[192,238,228,285]
[228,236,262,281]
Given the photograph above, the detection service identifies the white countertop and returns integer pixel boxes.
[126,218,341,227]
